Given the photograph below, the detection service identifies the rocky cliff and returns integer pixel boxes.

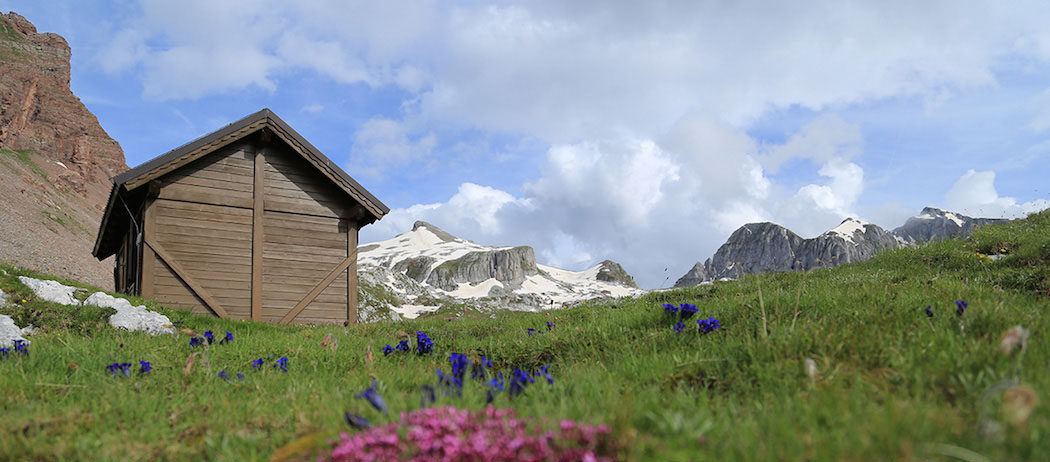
[675,208,1006,287]
[893,207,1007,243]
[356,221,644,320]
[0,12,127,288]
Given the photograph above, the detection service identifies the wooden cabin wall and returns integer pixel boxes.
[143,144,255,320]
[139,139,360,324]
[260,143,354,324]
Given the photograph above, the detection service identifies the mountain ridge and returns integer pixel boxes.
[356,221,644,321]
[674,208,1008,287]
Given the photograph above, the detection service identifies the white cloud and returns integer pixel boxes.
[759,114,863,173]
[348,117,437,179]
[361,116,874,287]
[300,104,324,113]
[794,159,865,217]
[943,169,1050,218]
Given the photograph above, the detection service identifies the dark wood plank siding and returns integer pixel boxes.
[145,146,256,320]
[137,136,362,324]
[263,144,356,219]
[261,209,348,324]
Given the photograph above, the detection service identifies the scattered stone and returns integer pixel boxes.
[18,276,80,305]
[83,292,175,336]
[0,315,31,347]
[0,287,7,306]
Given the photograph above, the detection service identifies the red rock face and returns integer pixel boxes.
[0,11,130,289]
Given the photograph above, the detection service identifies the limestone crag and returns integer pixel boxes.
[425,246,538,291]
[893,207,1007,243]
[356,220,644,320]
[675,218,901,287]
[595,260,638,288]
[675,208,1007,287]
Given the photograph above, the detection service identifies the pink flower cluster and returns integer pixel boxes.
[325,406,617,462]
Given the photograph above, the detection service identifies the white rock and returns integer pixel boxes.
[83,292,176,336]
[0,315,30,348]
[17,276,80,306]
[0,287,7,306]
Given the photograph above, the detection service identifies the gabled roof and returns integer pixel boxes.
[93,108,389,259]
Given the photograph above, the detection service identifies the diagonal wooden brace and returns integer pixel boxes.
[145,236,231,319]
[279,248,358,324]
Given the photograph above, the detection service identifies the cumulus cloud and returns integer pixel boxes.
[943,170,1050,218]
[348,117,437,179]
[759,114,863,173]
[360,115,873,287]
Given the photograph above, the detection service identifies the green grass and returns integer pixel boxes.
[0,148,50,184]
[1,210,1049,460]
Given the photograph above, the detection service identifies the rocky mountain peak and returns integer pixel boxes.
[595,260,638,288]
[0,12,129,288]
[893,206,1006,244]
[411,220,459,243]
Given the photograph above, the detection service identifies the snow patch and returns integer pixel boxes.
[442,279,504,298]
[390,304,442,320]
[18,276,79,305]
[826,218,869,244]
[83,292,176,336]
[0,315,30,348]
[944,211,966,227]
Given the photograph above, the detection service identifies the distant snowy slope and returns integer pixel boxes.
[356,221,643,321]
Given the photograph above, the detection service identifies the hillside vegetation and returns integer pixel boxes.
[0,210,1048,460]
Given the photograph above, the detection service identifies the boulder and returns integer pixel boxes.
[17,275,79,305]
[83,292,175,336]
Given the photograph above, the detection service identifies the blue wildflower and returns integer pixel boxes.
[924,305,935,318]
[274,357,289,373]
[664,303,679,320]
[698,317,721,334]
[535,364,554,385]
[251,358,264,368]
[486,371,505,403]
[546,321,554,331]
[673,322,685,333]
[356,381,388,413]
[508,369,535,398]
[106,362,132,377]
[382,345,394,356]
[236,373,244,381]
[397,340,410,352]
[481,356,494,368]
[436,369,463,396]
[415,331,434,355]
[679,304,698,321]
[0,347,9,359]
[189,337,204,347]
[956,300,968,317]
[220,331,233,344]
[204,330,215,344]
[12,340,28,356]
[344,412,371,430]
[139,361,151,375]
[449,353,469,382]
[218,370,230,381]
[528,328,535,337]
[420,385,436,407]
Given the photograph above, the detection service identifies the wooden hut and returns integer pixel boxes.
[93,109,388,324]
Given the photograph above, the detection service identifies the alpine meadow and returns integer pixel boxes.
[0,209,1047,460]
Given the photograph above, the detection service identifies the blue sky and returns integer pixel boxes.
[4,1,1049,288]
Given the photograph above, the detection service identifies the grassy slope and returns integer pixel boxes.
[0,211,1048,461]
